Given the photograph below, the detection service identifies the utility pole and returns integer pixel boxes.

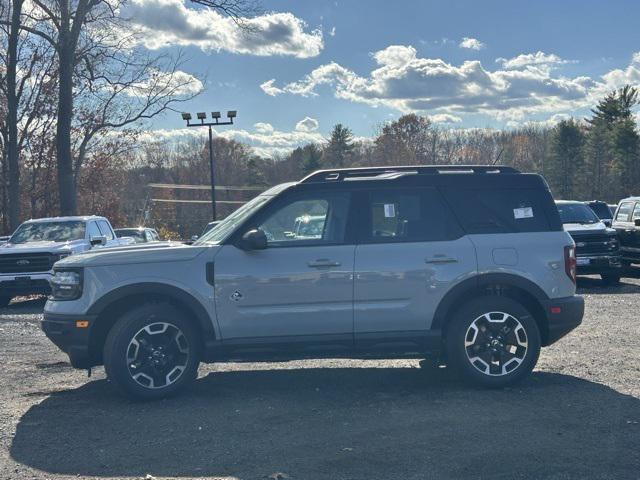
[181,110,236,220]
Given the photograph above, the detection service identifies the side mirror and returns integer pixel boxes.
[191,235,199,242]
[240,229,267,250]
[90,235,107,247]
[603,219,612,227]
[634,219,640,227]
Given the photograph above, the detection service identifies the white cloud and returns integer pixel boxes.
[262,44,597,120]
[295,116,320,132]
[133,69,203,96]
[139,120,324,157]
[459,37,485,50]
[260,79,283,96]
[126,0,323,58]
[506,113,572,129]
[254,122,275,134]
[599,51,640,91]
[497,51,569,70]
[430,113,462,124]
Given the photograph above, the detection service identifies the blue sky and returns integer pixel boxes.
[128,0,640,156]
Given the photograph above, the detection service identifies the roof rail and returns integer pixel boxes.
[300,165,520,183]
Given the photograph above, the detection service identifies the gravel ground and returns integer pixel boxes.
[0,276,638,480]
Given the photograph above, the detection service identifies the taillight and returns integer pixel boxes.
[564,245,576,284]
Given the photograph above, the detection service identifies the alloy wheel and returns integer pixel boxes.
[464,311,528,376]
[126,322,190,389]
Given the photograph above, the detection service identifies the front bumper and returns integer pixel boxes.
[575,254,622,276]
[0,272,52,297]
[41,312,96,368]
[542,295,584,346]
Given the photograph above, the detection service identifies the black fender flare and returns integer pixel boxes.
[431,273,550,331]
[87,282,216,341]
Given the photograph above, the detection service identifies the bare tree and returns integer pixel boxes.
[0,0,25,229]
[0,0,57,230]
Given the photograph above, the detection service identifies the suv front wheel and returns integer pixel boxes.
[446,296,541,388]
[104,303,200,400]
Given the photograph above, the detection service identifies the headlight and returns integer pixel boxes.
[49,269,83,300]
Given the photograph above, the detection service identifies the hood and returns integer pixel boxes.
[563,221,615,235]
[0,239,83,255]
[56,241,211,268]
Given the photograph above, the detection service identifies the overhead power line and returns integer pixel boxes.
[148,183,264,191]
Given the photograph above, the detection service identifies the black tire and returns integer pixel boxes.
[103,303,200,400]
[601,273,621,285]
[0,296,11,308]
[445,296,541,388]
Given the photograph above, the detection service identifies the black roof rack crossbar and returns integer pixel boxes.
[300,165,520,183]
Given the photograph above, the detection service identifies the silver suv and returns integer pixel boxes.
[42,166,584,399]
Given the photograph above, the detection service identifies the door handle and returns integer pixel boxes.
[425,255,458,264]
[308,259,341,268]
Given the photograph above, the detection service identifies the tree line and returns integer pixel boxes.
[116,85,639,238]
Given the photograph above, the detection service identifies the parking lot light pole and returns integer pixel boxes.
[181,111,237,220]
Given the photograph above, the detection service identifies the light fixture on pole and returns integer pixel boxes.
[181,110,236,220]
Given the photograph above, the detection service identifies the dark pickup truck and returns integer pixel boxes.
[556,201,622,284]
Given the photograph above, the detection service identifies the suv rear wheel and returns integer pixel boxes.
[446,296,541,388]
[103,303,200,400]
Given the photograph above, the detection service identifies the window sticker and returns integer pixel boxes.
[384,204,396,218]
[513,207,534,219]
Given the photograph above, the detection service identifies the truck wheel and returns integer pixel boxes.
[104,303,200,400]
[0,296,12,308]
[446,296,541,388]
[601,274,621,285]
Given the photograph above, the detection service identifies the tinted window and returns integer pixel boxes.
[633,204,640,221]
[87,222,101,238]
[444,188,552,234]
[364,188,462,243]
[616,202,634,222]
[115,229,146,242]
[258,192,350,246]
[557,203,599,225]
[97,220,114,240]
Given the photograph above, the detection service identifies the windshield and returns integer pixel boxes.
[115,229,146,242]
[195,195,271,244]
[9,221,86,244]
[557,203,600,225]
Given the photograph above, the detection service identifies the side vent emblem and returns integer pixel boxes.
[230,291,243,302]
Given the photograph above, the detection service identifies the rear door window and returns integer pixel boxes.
[363,188,462,243]
[632,204,640,222]
[443,188,553,234]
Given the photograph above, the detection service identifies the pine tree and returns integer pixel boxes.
[611,118,640,197]
[322,124,354,168]
[301,143,322,175]
[548,119,586,199]
[585,85,639,200]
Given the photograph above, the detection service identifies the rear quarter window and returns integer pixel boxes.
[443,188,556,234]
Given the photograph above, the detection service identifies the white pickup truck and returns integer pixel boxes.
[0,216,133,306]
